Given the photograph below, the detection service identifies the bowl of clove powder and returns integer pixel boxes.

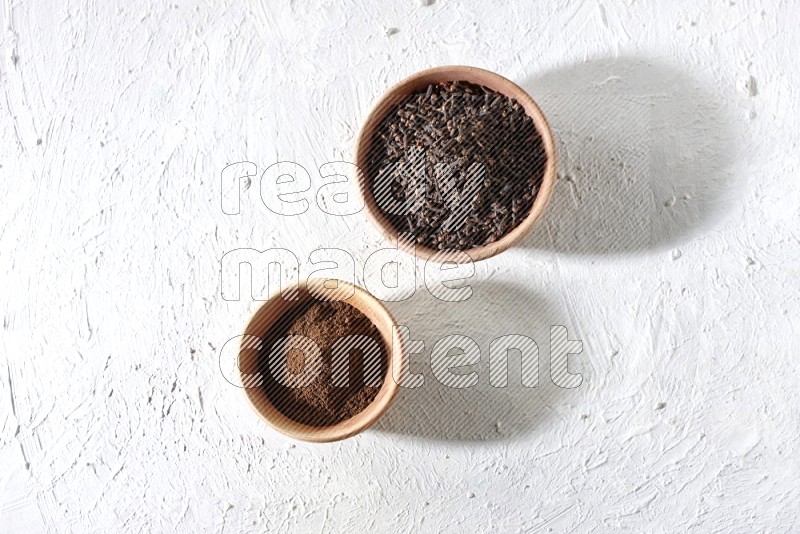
[355,66,557,262]
[239,279,405,442]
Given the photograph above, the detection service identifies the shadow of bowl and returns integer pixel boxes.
[520,57,742,256]
[374,281,584,443]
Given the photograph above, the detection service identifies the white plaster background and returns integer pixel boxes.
[1,0,799,531]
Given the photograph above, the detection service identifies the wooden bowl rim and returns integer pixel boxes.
[239,279,405,443]
[354,65,557,263]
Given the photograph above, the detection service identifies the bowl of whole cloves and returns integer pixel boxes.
[354,65,557,263]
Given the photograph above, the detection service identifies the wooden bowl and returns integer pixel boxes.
[354,65,557,263]
[239,279,404,442]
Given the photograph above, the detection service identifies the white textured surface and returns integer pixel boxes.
[2,0,799,532]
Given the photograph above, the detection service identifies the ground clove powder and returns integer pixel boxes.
[259,299,388,427]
